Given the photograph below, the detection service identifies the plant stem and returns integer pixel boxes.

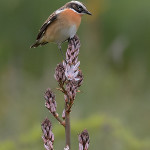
[53,113,65,127]
[65,104,71,148]
[58,83,71,147]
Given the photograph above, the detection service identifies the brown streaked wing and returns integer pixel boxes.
[36,13,57,40]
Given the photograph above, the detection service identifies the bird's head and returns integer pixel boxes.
[66,1,92,16]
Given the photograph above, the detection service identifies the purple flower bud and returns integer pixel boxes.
[65,35,80,65]
[78,130,90,150]
[54,63,66,83]
[44,89,57,114]
[76,70,83,87]
[62,109,65,120]
[66,80,78,100]
[41,118,54,150]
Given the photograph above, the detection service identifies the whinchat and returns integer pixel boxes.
[30,1,91,49]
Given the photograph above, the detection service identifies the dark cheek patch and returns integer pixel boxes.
[72,4,78,12]
[68,3,83,14]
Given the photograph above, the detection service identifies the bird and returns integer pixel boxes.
[30,1,92,56]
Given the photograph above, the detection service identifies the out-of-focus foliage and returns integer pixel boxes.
[0,0,150,149]
[1,115,150,150]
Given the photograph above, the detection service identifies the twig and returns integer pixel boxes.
[56,88,65,93]
[53,112,65,127]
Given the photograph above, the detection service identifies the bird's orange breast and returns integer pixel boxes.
[58,8,82,29]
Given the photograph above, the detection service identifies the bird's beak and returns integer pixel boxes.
[84,9,92,15]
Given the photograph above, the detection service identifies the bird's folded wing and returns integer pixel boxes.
[36,13,57,40]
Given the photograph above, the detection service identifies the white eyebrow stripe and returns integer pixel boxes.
[55,8,80,15]
[71,1,84,7]
[55,9,64,14]
[71,1,87,11]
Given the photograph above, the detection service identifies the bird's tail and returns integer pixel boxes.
[30,40,40,48]
[30,41,48,48]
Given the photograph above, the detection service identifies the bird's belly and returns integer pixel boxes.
[59,25,77,41]
[44,23,77,44]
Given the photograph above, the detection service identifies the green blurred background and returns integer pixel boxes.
[0,0,150,149]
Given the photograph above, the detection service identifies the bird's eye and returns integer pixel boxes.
[78,5,82,12]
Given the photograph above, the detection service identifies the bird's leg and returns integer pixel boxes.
[58,44,67,63]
